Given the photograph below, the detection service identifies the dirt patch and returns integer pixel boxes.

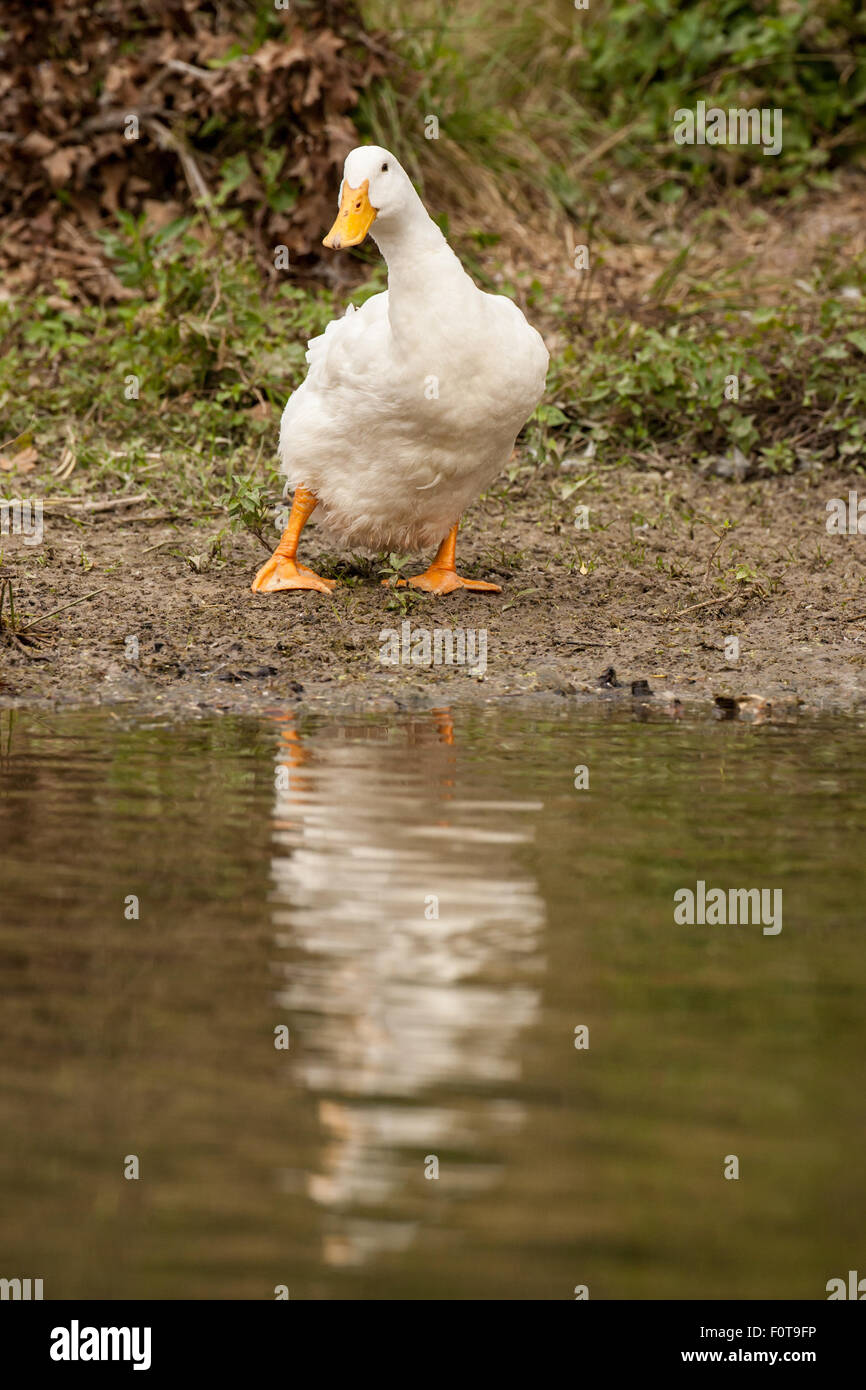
[2,466,864,719]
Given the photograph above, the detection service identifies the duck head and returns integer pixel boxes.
[323,146,414,250]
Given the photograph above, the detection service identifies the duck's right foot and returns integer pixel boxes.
[252,555,336,594]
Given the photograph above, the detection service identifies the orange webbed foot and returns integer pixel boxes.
[252,555,336,594]
[382,568,500,595]
[379,521,501,595]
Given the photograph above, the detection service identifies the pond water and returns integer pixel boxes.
[0,704,863,1300]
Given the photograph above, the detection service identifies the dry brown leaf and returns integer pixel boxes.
[0,445,38,473]
[0,1,390,299]
[42,148,77,186]
[20,132,55,157]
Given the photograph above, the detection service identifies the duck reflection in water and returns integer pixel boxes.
[267,708,546,1267]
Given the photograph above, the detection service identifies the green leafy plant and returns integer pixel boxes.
[224,475,276,550]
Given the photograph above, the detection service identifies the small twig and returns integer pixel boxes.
[83,494,150,513]
[115,511,183,523]
[670,593,735,620]
[145,117,212,206]
[704,531,727,585]
[165,58,219,81]
[201,280,222,327]
[0,431,31,454]
[573,119,641,176]
[62,107,164,140]
[52,446,76,482]
[17,588,106,634]
[0,579,19,635]
[39,493,149,512]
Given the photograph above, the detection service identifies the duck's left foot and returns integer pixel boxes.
[384,568,501,595]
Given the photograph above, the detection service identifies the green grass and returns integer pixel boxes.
[2,210,864,553]
[358,0,866,217]
[2,0,865,539]
[0,214,384,525]
[540,249,866,472]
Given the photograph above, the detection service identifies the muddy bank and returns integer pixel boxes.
[1,466,864,719]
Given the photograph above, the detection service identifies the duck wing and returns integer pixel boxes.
[303,291,392,392]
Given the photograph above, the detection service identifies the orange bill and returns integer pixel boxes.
[323,179,377,249]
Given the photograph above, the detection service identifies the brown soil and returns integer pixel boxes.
[2,465,864,719]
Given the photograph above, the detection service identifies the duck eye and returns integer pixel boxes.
[381,162,389,172]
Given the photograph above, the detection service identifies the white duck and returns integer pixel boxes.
[252,145,549,596]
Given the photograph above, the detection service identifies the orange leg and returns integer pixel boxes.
[386,521,501,595]
[251,486,336,594]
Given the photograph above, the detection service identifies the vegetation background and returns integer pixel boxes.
[0,0,864,583]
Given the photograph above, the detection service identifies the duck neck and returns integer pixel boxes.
[373,201,467,339]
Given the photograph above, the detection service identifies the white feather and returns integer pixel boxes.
[278,146,549,553]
